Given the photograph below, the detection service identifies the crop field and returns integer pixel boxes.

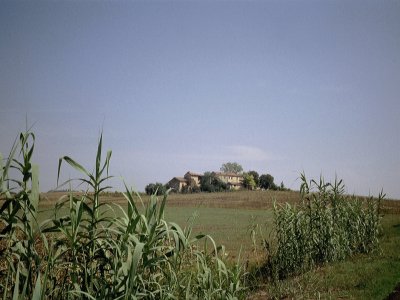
[39,190,400,259]
[37,189,400,299]
[39,191,282,261]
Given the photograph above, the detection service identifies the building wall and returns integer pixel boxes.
[215,173,243,185]
[229,183,242,190]
[184,172,201,186]
[168,178,187,192]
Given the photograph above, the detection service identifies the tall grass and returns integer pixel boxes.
[0,131,42,298]
[265,173,383,279]
[0,130,246,299]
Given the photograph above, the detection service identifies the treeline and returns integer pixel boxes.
[243,171,286,191]
[145,182,167,195]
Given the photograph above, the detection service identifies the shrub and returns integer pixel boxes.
[181,184,201,194]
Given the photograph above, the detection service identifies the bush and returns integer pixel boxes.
[181,184,201,194]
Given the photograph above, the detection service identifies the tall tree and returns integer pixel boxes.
[242,173,256,190]
[145,182,167,195]
[220,162,243,174]
[200,172,228,192]
[259,174,276,190]
[247,170,260,187]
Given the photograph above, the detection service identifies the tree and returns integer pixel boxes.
[247,170,259,187]
[242,173,256,190]
[220,162,243,174]
[279,181,289,191]
[200,172,213,192]
[259,174,276,190]
[181,178,201,194]
[200,172,228,192]
[145,183,155,195]
[145,182,167,195]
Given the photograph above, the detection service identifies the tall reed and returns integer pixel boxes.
[0,129,246,299]
[0,131,43,298]
[266,173,383,279]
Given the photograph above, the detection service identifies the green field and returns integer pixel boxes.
[166,207,273,259]
[39,190,400,299]
[40,191,280,261]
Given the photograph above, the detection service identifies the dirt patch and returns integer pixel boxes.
[246,290,269,300]
[386,282,400,300]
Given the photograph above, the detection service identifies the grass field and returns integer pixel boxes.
[39,190,284,260]
[38,189,400,299]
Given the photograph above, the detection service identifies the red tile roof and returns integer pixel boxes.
[171,177,188,182]
[214,172,243,177]
[185,171,203,177]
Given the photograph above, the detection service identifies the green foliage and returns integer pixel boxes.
[145,182,167,195]
[279,181,289,191]
[0,131,43,298]
[242,173,256,190]
[247,171,259,187]
[220,162,243,174]
[200,172,228,192]
[180,178,201,194]
[0,130,247,299]
[181,183,201,194]
[265,174,383,280]
[259,174,277,190]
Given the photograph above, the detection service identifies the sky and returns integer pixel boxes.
[1,0,399,198]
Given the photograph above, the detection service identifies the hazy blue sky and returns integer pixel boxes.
[1,0,399,198]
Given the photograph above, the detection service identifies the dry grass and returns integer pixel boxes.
[39,190,301,210]
[381,198,400,214]
[38,189,400,212]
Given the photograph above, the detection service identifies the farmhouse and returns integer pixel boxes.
[167,172,203,192]
[167,177,188,192]
[184,171,202,185]
[167,171,243,192]
[214,172,243,190]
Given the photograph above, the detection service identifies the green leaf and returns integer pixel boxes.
[32,273,42,300]
[12,266,20,300]
[28,164,39,223]
[131,242,144,277]
[57,156,90,186]
[95,133,103,178]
